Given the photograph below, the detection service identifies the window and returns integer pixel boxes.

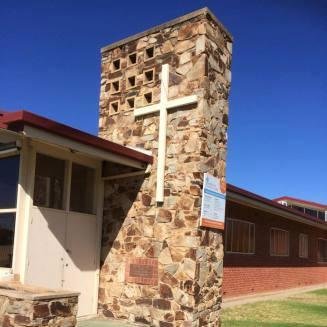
[0,155,20,268]
[0,213,16,268]
[0,155,20,209]
[305,208,318,218]
[33,154,96,215]
[270,228,289,256]
[318,211,325,221]
[291,205,305,213]
[317,239,327,263]
[299,234,308,258]
[291,204,326,220]
[33,154,66,210]
[70,163,95,214]
[225,219,255,254]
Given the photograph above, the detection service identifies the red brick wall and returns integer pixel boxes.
[223,201,327,298]
[223,266,327,298]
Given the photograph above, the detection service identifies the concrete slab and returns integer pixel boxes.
[78,318,139,327]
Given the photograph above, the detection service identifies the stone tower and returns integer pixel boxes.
[98,8,233,326]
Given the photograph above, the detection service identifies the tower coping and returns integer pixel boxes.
[101,7,233,54]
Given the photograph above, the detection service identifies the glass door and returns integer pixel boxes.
[0,155,20,269]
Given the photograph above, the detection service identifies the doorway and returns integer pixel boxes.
[25,150,102,317]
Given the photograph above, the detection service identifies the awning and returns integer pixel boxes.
[0,110,153,169]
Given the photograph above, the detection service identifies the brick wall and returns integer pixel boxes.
[223,201,327,298]
[223,267,327,298]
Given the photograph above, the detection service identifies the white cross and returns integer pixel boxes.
[134,64,198,202]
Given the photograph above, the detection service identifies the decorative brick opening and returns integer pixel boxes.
[110,101,119,114]
[112,59,120,71]
[127,75,136,89]
[126,97,135,109]
[144,46,155,60]
[111,80,120,94]
[125,258,158,285]
[143,69,154,84]
[128,52,137,66]
[143,92,152,105]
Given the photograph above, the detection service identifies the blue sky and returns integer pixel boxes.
[1,1,326,203]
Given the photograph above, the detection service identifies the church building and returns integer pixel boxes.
[0,8,232,327]
[0,7,326,327]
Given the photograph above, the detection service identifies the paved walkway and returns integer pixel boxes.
[222,283,327,309]
[78,318,139,327]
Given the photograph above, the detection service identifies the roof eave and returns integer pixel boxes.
[274,196,327,210]
[227,184,327,230]
[1,110,153,166]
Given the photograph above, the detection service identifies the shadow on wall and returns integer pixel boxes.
[100,175,145,268]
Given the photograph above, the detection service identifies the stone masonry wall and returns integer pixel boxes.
[98,10,232,327]
[0,294,78,327]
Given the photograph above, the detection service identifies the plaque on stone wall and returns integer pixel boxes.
[200,173,226,230]
[125,258,158,285]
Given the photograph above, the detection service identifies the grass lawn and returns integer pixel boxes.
[221,289,327,327]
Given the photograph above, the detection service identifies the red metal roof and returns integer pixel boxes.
[227,184,326,226]
[0,111,7,128]
[0,110,153,165]
[273,196,327,210]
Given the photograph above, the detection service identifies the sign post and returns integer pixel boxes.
[200,173,226,230]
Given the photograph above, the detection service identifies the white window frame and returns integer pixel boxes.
[317,238,327,264]
[270,227,289,257]
[299,233,309,258]
[225,218,255,255]
[32,148,97,216]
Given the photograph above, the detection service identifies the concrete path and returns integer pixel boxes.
[78,318,140,327]
[222,283,327,309]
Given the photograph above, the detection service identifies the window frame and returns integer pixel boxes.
[69,162,96,215]
[317,238,327,264]
[270,227,290,257]
[299,233,309,259]
[225,218,255,255]
[0,153,21,270]
[33,153,68,211]
[32,150,98,216]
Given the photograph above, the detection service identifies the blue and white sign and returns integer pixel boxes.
[200,173,226,230]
